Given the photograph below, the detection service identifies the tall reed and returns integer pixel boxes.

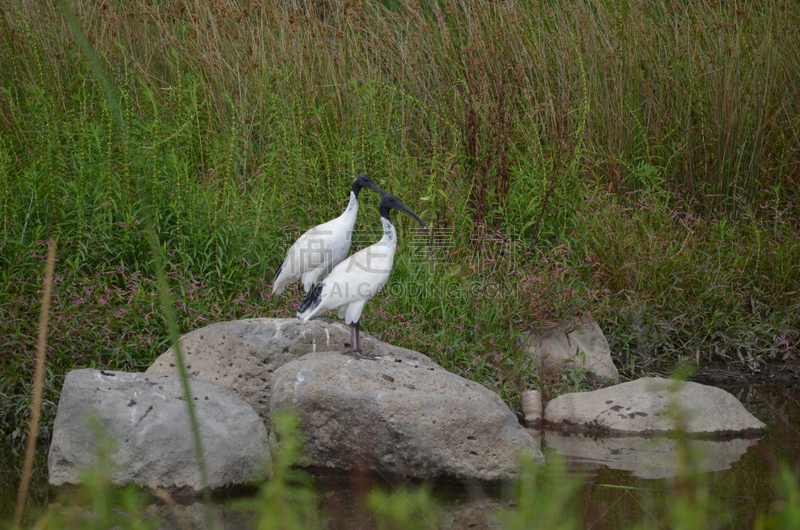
[12,238,55,528]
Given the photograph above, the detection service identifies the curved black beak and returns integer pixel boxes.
[394,202,428,234]
[380,194,428,233]
[364,178,387,196]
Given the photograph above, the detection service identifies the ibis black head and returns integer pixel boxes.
[352,173,386,198]
[379,194,428,233]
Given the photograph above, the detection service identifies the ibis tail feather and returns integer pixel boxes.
[297,283,324,319]
[272,262,289,294]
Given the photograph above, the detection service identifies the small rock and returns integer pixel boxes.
[147,318,430,430]
[523,318,619,383]
[271,351,543,482]
[521,390,543,428]
[48,369,269,491]
[544,377,767,435]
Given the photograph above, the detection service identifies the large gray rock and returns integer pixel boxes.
[271,351,542,482]
[523,318,619,383]
[145,501,256,530]
[48,369,269,491]
[544,377,767,435]
[147,318,429,428]
[441,498,504,530]
[544,429,760,479]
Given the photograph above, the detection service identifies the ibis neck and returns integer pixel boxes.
[338,191,359,224]
[380,217,397,250]
[379,202,392,221]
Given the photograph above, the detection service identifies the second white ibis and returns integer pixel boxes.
[296,193,427,359]
[272,173,386,295]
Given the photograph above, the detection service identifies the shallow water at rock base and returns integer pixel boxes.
[548,384,800,528]
[2,384,798,528]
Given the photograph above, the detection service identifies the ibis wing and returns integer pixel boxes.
[344,300,367,325]
[274,217,353,294]
[297,240,393,320]
[297,283,324,316]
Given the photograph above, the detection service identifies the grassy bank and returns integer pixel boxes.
[1,0,800,443]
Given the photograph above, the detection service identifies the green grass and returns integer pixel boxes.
[0,0,799,445]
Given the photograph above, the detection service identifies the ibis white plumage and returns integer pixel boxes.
[272,174,386,295]
[297,193,427,359]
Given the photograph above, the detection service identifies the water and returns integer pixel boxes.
[3,384,798,528]
[546,384,800,528]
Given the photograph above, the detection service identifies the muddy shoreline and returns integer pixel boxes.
[689,359,800,387]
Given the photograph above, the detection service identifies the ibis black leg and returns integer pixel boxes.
[350,321,378,360]
[355,322,362,352]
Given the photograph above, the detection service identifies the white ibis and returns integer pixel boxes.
[297,193,428,359]
[272,174,386,295]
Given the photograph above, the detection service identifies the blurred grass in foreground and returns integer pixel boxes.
[9,408,800,529]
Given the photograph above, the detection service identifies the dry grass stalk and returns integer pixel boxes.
[13,238,57,528]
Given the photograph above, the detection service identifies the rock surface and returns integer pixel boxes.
[544,429,759,479]
[441,498,505,530]
[544,377,767,435]
[145,501,255,530]
[147,318,429,429]
[271,351,542,481]
[48,369,269,491]
[523,318,619,383]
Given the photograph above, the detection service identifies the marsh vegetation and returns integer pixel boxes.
[1,0,799,526]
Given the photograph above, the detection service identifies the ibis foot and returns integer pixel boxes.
[352,350,380,361]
